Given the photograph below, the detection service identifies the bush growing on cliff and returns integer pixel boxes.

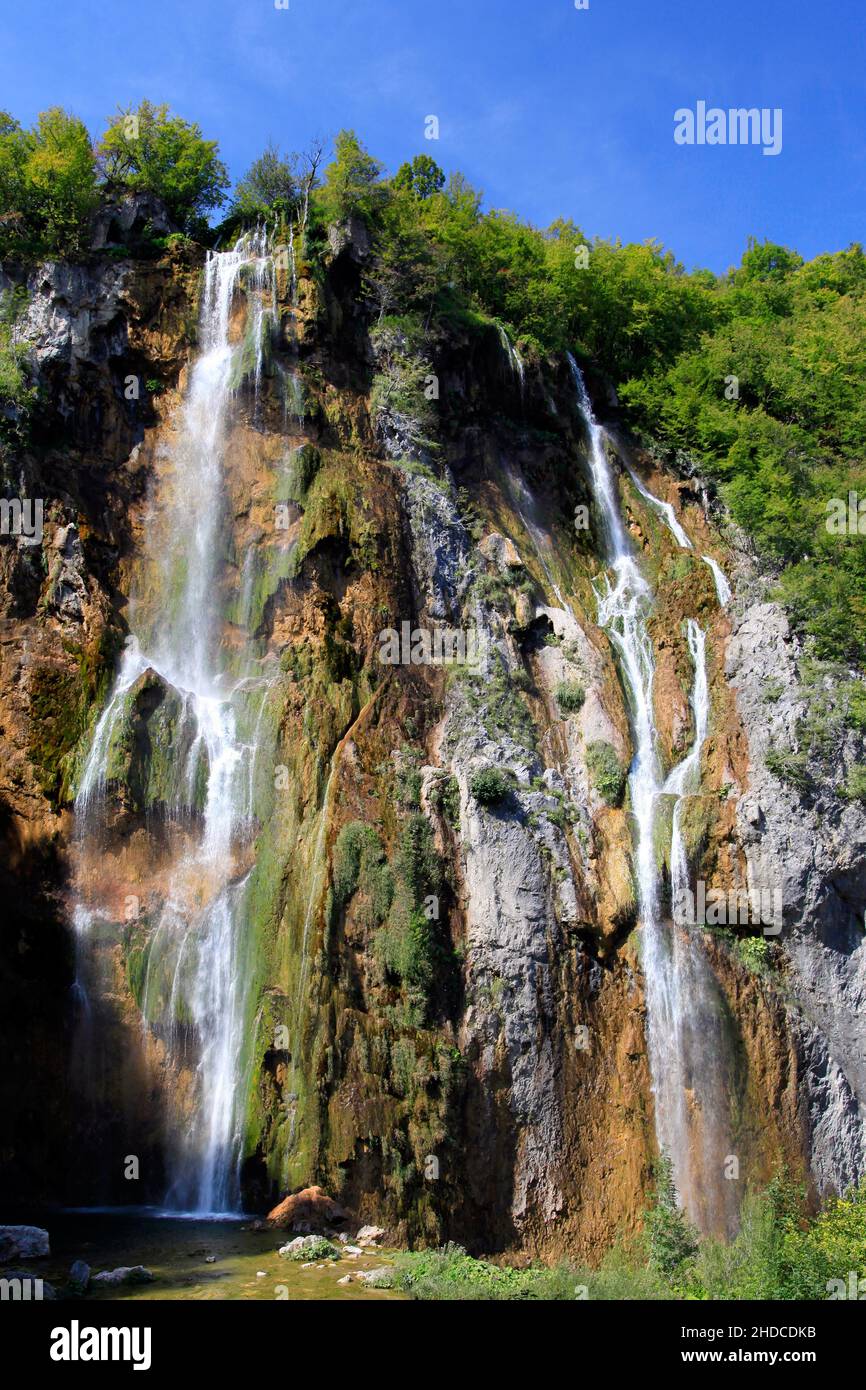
[555,680,586,714]
[331,821,392,920]
[586,740,627,806]
[0,288,35,437]
[470,765,512,806]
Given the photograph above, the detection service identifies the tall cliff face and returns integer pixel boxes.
[1,228,864,1256]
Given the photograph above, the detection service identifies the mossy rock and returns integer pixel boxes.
[104,668,208,815]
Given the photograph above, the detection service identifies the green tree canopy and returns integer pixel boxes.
[231,141,299,220]
[393,154,445,200]
[319,129,386,225]
[0,107,98,259]
[97,101,229,232]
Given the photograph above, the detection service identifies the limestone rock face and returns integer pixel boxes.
[727,599,866,1193]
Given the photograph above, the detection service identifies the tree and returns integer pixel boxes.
[298,136,325,230]
[232,141,299,220]
[97,101,229,233]
[0,107,97,259]
[393,154,445,200]
[319,129,386,225]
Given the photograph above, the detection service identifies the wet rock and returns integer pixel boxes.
[91,1266,154,1287]
[0,1225,50,1262]
[68,1259,90,1293]
[104,667,206,816]
[266,1185,348,1232]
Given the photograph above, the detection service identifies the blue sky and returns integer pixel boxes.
[2,0,863,272]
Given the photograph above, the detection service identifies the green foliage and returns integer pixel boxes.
[736,934,771,975]
[281,1236,340,1262]
[374,813,446,1020]
[765,746,812,791]
[369,316,437,452]
[231,140,298,221]
[393,155,445,201]
[586,739,627,805]
[0,107,98,259]
[98,101,229,233]
[331,821,390,914]
[0,288,35,438]
[470,765,512,806]
[394,1243,581,1300]
[842,764,866,802]
[621,240,866,663]
[429,772,460,828]
[319,129,386,226]
[685,1177,803,1300]
[555,680,586,714]
[780,1179,866,1299]
[644,1155,699,1280]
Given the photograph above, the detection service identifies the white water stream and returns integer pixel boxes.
[568,356,737,1231]
[73,231,277,1214]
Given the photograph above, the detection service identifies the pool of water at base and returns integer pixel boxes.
[2,1210,403,1302]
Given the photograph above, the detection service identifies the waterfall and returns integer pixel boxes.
[498,324,525,396]
[568,356,738,1233]
[72,230,277,1215]
[703,555,732,607]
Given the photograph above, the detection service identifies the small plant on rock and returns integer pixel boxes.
[470,765,512,807]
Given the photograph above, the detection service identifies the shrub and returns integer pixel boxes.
[765,746,812,791]
[470,765,512,806]
[429,772,460,828]
[842,764,866,802]
[282,1236,340,1262]
[555,680,585,714]
[331,821,390,914]
[644,1155,699,1280]
[586,740,627,805]
[736,934,771,975]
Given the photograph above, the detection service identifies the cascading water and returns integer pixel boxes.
[568,355,738,1233]
[72,231,278,1214]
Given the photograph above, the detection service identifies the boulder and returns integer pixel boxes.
[357,1266,393,1287]
[91,1266,154,1287]
[266,1185,348,1232]
[355,1224,385,1247]
[0,1225,50,1262]
[68,1259,90,1293]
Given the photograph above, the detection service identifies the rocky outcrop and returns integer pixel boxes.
[727,600,866,1193]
